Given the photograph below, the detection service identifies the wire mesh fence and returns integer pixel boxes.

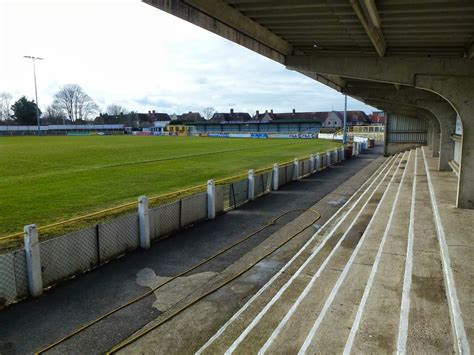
[286,163,295,182]
[98,213,140,262]
[0,249,29,306]
[40,226,98,287]
[149,200,180,242]
[180,192,207,228]
[215,186,224,214]
[254,171,272,197]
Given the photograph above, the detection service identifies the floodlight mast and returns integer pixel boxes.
[24,56,43,135]
[343,94,348,145]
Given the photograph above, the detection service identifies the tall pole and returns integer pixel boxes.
[343,94,348,144]
[24,56,43,135]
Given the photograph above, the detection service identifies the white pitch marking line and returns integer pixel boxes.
[195,155,397,354]
[222,155,401,355]
[343,150,413,355]
[421,147,470,354]
[397,148,418,354]
[293,151,407,355]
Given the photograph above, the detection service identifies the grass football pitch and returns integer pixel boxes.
[0,136,341,236]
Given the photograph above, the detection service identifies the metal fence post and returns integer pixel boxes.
[316,154,321,171]
[138,196,150,250]
[248,169,255,200]
[207,179,216,219]
[24,224,43,297]
[309,154,315,173]
[293,158,299,180]
[272,163,279,191]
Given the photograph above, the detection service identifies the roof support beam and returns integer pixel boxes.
[364,0,381,28]
[467,42,474,59]
[349,0,386,57]
[286,55,474,86]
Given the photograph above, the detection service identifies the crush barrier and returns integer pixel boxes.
[0,145,360,308]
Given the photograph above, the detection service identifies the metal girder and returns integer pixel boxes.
[349,0,386,57]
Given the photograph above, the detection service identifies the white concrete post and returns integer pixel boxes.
[309,154,315,173]
[316,154,321,171]
[207,179,216,219]
[293,158,299,180]
[341,146,346,161]
[248,169,255,200]
[353,142,357,156]
[334,149,339,163]
[24,224,43,297]
[272,163,279,191]
[138,196,150,250]
[326,151,331,166]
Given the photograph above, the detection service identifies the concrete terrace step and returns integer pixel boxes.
[195,146,470,355]
[196,153,404,354]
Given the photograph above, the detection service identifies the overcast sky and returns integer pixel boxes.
[0,0,376,115]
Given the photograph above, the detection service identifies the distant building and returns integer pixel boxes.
[321,111,370,128]
[369,111,385,125]
[254,109,327,123]
[211,109,252,123]
[178,112,205,122]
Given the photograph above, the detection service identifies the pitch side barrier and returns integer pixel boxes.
[0,144,368,308]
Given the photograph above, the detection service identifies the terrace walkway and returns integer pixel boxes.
[0,146,385,354]
[116,146,473,354]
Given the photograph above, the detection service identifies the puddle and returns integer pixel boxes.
[136,268,217,312]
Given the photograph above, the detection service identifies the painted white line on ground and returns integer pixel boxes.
[195,155,395,354]
[421,146,470,354]
[397,148,418,354]
[292,152,406,355]
[343,150,413,355]
[223,155,400,355]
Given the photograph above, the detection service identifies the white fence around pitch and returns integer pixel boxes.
[0,144,369,308]
[0,125,125,135]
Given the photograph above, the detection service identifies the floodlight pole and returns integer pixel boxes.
[343,94,348,144]
[24,56,43,135]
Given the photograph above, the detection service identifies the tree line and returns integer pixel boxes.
[0,84,131,126]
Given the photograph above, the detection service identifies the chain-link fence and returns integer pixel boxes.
[0,249,29,306]
[180,192,207,228]
[254,171,272,197]
[40,226,98,287]
[99,213,140,262]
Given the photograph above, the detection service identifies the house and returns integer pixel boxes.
[211,109,252,123]
[369,111,385,125]
[138,110,170,133]
[254,109,327,123]
[321,111,370,128]
[178,112,205,122]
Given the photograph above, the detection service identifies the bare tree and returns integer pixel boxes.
[202,106,215,120]
[52,84,99,121]
[0,92,13,121]
[106,104,129,116]
[43,103,67,124]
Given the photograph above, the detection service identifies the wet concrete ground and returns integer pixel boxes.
[0,146,384,354]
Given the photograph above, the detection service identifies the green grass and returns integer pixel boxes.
[0,136,340,236]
